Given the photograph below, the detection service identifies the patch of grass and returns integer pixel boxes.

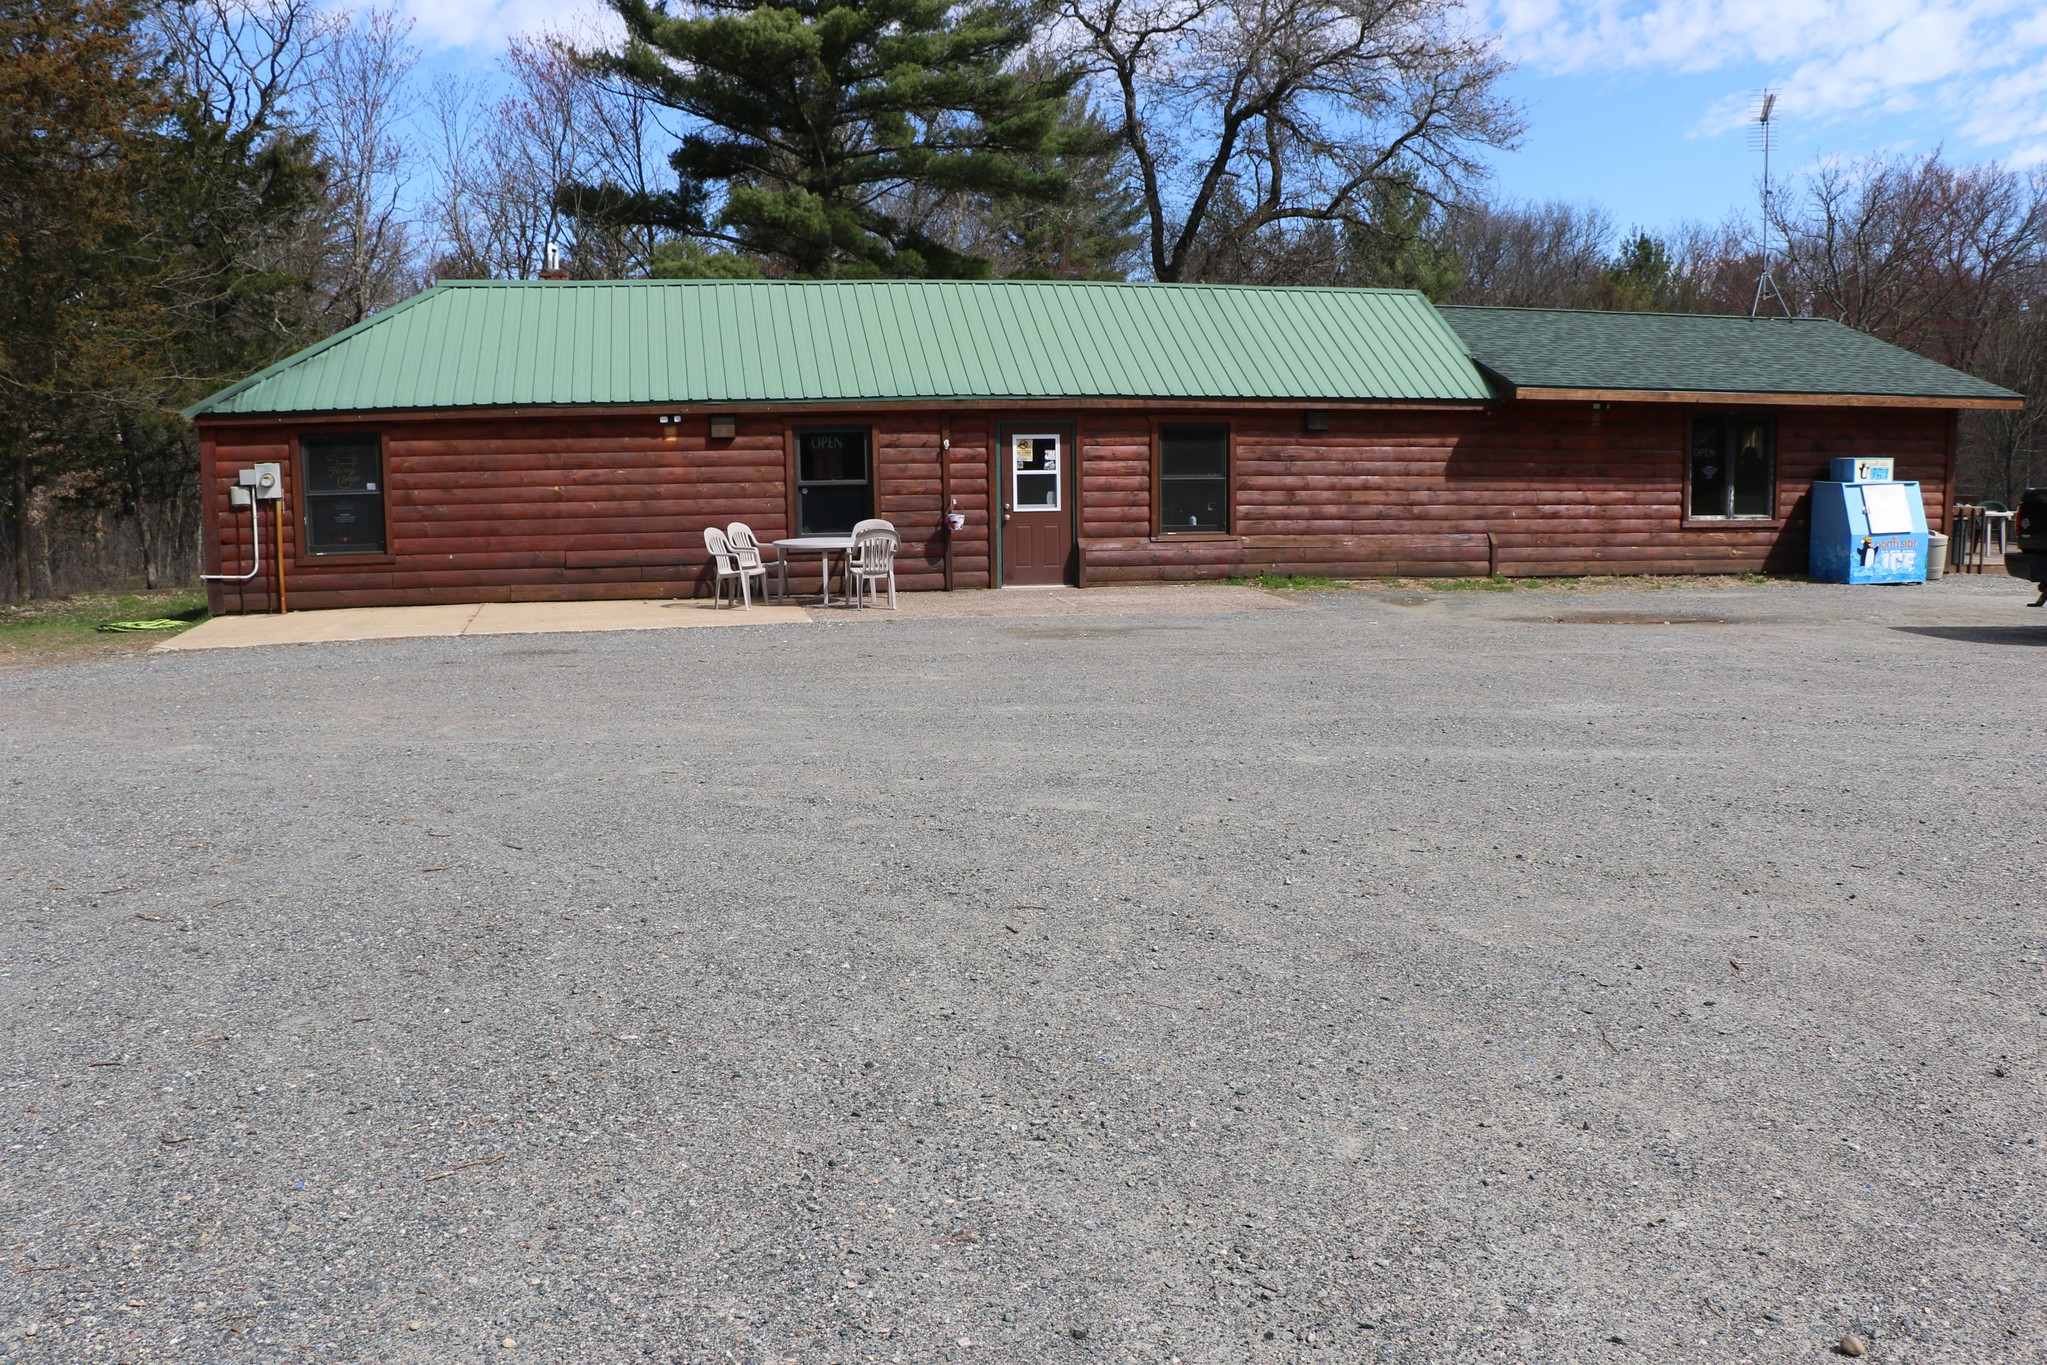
[1230,572,1349,591]
[1427,575,1518,593]
[0,589,208,664]
[1738,570,1770,584]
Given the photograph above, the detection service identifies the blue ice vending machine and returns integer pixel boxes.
[1809,456,1927,583]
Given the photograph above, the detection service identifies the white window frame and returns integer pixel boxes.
[1011,432,1063,512]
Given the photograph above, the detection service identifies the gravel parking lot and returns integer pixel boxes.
[4,575,2044,1364]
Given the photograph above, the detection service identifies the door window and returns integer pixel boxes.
[1011,433,1061,511]
[797,429,872,533]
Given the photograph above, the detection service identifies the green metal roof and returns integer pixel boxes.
[185,279,1493,417]
[1440,305,2021,404]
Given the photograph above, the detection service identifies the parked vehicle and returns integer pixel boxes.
[2009,488,2047,606]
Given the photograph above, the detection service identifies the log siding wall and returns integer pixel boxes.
[199,401,1954,613]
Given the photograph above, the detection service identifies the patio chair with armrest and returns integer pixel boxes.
[725,522,787,601]
[702,526,766,608]
[845,522,899,609]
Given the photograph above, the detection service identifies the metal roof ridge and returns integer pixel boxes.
[427,276,1433,296]
[1438,303,1827,322]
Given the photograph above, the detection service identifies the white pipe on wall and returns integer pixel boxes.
[201,499,262,582]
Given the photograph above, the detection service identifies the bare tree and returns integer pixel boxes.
[1439,199,1614,306]
[1970,297,2047,502]
[149,0,328,139]
[1773,152,2047,371]
[1058,0,1520,282]
[312,5,420,325]
[427,36,672,281]
[1762,153,2047,502]
[562,54,675,278]
[143,0,344,343]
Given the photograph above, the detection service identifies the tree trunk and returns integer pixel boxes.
[9,437,30,602]
[117,422,159,590]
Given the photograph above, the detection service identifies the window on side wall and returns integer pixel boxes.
[301,434,387,554]
[1157,422,1229,534]
[797,429,873,534]
[1689,414,1775,520]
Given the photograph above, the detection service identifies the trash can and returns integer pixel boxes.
[1927,532,1949,580]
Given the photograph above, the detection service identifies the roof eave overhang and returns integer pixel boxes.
[1506,385,2023,412]
[188,395,1496,425]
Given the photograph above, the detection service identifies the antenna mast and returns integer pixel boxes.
[1749,89,1790,317]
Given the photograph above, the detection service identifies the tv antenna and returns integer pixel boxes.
[1749,89,1790,317]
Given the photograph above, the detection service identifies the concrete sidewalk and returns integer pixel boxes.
[157,597,810,651]
[158,584,1293,651]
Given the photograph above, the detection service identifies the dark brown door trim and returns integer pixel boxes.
[996,419,1077,585]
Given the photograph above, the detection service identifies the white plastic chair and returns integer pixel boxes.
[725,522,786,601]
[845,523,899,609]
[702,526,765,608]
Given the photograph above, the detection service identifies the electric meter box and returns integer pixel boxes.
[237,462,284,500]
[1809,475,1928,583]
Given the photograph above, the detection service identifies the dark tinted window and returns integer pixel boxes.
[1159,423,1228,533]
[1731,418,1773,516]
[1690,415,1774,519]
[1690,419,1728,518]
[302,436,386,554]
[797,430,872,534]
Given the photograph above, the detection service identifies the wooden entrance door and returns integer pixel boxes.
[998,422,1075,585]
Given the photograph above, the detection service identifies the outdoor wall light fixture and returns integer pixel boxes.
[709,415,737,440]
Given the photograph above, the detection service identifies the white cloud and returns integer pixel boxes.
[339,0,612,53]
[349,0,2047,161]
[1481,0,2047,154]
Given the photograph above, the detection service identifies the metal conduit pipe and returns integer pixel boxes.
[201,498,262,582]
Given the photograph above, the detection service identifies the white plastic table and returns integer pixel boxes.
[773,535,856,605]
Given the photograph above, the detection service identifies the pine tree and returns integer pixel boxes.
[100,96,328,589]
[1597,232,1680,312]
[591,0,1084,277]
[0,0,160,599]
[647,240,765,278]
[969,91,1140,279]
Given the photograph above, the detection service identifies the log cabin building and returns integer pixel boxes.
[184,279,2021,613]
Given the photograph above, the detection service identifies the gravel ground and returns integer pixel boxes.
[3,575,2044,1365]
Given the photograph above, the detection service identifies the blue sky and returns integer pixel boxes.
[1478,1,2047,233]
[375,0,2047,239]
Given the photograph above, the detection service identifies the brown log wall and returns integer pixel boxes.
[199,400,1955,612]
[1083,403,1952,581]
